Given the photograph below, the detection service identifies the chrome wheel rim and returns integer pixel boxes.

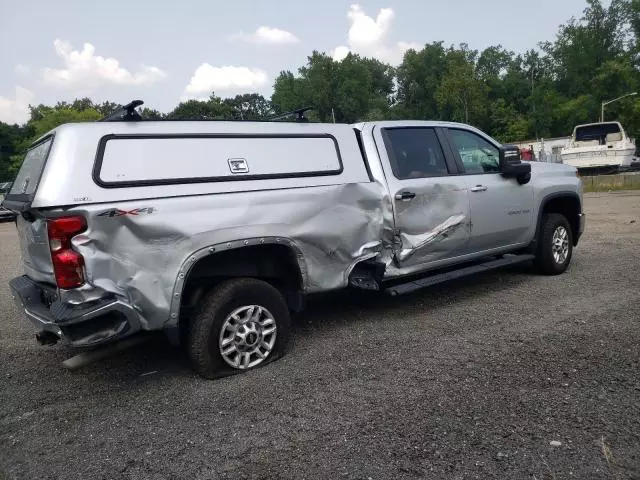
[552,226,570,264]
[219,305,277,370]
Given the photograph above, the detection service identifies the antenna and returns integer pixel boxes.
[269,106,314,122]
[99,100,144,122]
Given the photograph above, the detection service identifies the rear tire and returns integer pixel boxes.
[533,213,573,275]
[187,278,291,379]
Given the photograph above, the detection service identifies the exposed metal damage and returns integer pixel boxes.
[397,213,467,262]
[46,181,387,344]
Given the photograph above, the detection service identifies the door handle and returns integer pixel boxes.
[395,191,416,201]
[470,185,488,192]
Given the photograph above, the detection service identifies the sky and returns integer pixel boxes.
[0,0,608,124]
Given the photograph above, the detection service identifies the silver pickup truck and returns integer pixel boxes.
[3,105,585,378]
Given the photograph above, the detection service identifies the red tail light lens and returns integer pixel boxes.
[47,216,87,289]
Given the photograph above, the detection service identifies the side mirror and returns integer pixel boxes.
[499,145,531,184]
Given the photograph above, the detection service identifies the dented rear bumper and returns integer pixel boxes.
[9,275,141,348]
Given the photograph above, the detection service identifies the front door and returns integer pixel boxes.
[376,126,471,268]
[445,128,534,253]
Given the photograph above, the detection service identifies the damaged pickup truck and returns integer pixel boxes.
[3,103,585,379]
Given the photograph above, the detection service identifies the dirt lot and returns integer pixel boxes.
[1,192,639,480]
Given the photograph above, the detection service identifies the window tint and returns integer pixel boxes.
[383,128,449,179]
[449,129,500,174]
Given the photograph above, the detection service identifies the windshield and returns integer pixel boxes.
[574,123,622,144]
[7,136,53,200]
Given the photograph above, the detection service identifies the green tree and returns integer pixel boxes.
[543,0,632,98]
[7,105,102,176]
[297,51,339,122]
[29,107,101,139]
[4,0,640,157]
[436,45,487,125]
[334,53,394,122]
[271,51,393,123]
[555,95,599,132]
[271,71,307,115]
[488,99,529,142]
[223,94,273,120]
[139,108,165,120]
[0,122,26,182]
[629,0,640,51]
[166,93,233,120]
[476,45,513,89]
[395,42,447,119]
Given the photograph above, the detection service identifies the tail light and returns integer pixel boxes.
[47,216,87,289]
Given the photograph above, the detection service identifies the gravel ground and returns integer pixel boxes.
[1,192,639,480]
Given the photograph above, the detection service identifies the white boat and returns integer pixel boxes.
[560,121,638,171]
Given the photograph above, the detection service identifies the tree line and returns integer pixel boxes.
[1,0,639,181]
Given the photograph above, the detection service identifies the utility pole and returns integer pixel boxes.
[531,67,537,139]
[331,108,336,123]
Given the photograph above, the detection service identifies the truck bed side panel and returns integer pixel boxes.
[66,182,385,330]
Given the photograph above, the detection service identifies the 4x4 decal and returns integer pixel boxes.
[97,207,155,217]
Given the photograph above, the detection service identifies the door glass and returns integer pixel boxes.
[449,129,500,174]
[382,128,449,179]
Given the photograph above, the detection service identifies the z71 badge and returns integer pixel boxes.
[97,207,155,217]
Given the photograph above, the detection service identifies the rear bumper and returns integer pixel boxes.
[9,275,141,348]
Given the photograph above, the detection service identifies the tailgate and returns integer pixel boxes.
[15,214,56,284]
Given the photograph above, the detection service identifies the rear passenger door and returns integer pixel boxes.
[445,128,534,253]
[376,126,471,268]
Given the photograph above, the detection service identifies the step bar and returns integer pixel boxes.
[385,254,535,297]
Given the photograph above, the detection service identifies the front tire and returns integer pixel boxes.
[533,213,573,275]
[187,278,291,379]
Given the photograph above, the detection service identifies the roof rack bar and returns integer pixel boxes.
[269,106,314,123]
[99,100,144,122]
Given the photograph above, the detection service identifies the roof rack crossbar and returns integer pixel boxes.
[269,106,314,123]
[99,100,144,122]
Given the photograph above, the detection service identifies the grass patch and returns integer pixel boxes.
[580,172,640,193]
[582,183,640,193]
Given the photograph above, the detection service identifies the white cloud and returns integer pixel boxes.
[398,41,422,54]
[332,5,419,64]
[183,64,269,98]
[0,86,34,124]
[332,46,350,62]
[230,26,299,45]
[347,5,394,51]
[14,64,30,75]
[42,39,167,89]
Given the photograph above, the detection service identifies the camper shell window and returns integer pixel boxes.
[94,133,344,188]
[5,135,54,203]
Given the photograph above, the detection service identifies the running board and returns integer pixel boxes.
[385,254,535,297]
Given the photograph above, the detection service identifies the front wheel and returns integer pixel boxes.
[187,278,291,379]
[533,213,573,275]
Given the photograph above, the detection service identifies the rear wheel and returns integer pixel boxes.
[533,213,573,275]
[187,278,291,379]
